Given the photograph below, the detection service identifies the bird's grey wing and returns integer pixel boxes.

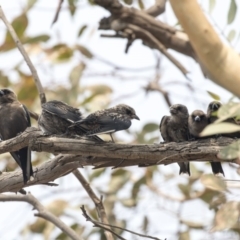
[159,115,171,142]
[42,101,82,122]
[22,104,31,127]
[88,115,131,136]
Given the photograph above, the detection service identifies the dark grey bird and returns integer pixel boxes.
[0,89,33,183]
[188,109,224,176]
[69,104,140,142]
[38,100,103,142]
[160,104,190,175]
[207,101,240,138]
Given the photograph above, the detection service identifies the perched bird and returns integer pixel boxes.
[207,101,240,138]
[206,101,221,124]
[70,104,140,142]
[38,100,103,142]
[160,104,190,175]
[0,89,33,183]
[188,109,224,176]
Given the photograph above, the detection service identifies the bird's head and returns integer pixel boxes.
[0,89,17,104]
[190,110,207,123]
[170,104,189,118]
[116,104,140,120]
[208,101,222,113]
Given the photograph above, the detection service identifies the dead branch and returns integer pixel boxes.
[0,193,83,240]
[95,0,195,58]
[80,206,161,240]
[73,169,114,240]
[0,127,237,193]
[145,0,167,17]
[0,5,46,104]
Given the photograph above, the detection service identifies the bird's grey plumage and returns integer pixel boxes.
[38,100,103,142]
[70,104,140,139]
[160,104,190,175]
[188,109,225,176]
[0,89,33,183]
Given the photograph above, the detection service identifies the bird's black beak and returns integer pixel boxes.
[194,115,201,122]
[133,114,140,120]
[0,90,4,96]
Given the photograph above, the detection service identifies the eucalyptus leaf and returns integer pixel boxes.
[228,0,237,24]
[200,122,240,136]
[212,201,240,231]
[201,174,226,192]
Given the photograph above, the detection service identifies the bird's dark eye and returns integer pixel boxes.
[126,109,132,115]
[177,107,181,111]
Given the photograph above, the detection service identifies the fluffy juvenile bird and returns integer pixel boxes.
[188,109,224,176]
[70,104,140,141]
[0,89,33,183]
[160,104,190,175]
[38,100,103,142]
[207,101,240,138]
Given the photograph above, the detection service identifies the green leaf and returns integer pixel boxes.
[75,44,93,58]
[109,169,131,192]
[8,14,28,40]
[218,140,240,160]
[207,91,220,101]
[138,0,144,10]
[89,168,106,181]
[78,25,87,37]
[27,0,38,10]
[209,0,216,13]
[200,174,226,192]
[69,63,85,88]
[131,176,146,199]
[142,123,159,133]
[68,0,77,16]
[200,122,240,137]
[124,0,133,4]
[227,30,236,42]
[24,34,50,44]
[216,102,240,123]
[181,220,204,229]
[228,0,237,24]
[212,201,240,231]
[1,14,28,51]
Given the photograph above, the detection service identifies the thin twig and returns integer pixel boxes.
[73,169,114,240]
[0,193,83,240]
[28,110,39,121]
[51,0,64,26]
[81,206,161,240]
[0,6,46,104]
[126,24,189,78]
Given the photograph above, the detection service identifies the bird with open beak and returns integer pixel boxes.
[189,109,225,176]
[0,88,33,183]
[160,104,190,175]
[70,104,140,142]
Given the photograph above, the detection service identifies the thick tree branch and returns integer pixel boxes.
[0,6,46,104]
[0,127,237,193]
[73,169,114,240]
[95,0,195,58]
[0,193,83,240]
[169,0,240,97]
